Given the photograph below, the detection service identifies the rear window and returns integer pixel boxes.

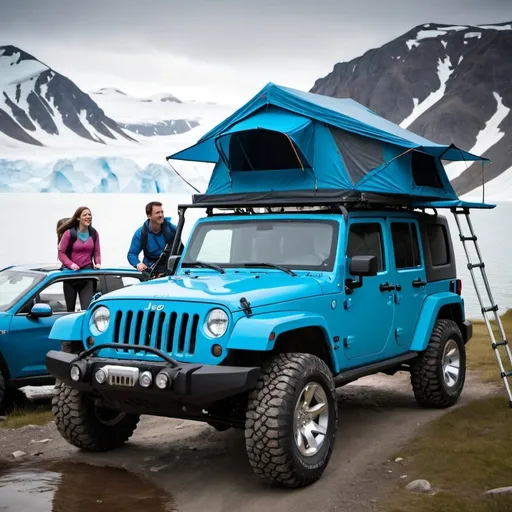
[391,222,421,269]
[426,224,450,266]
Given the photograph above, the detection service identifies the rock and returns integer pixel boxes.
[32,451,44,456]
[483,486,512,496]
[31,438,51,444]
[405,479,431,493]
[0,416,6,422]
[11,450,27,459]
[400,475,408,479]
[149,464,169,473]
[395,457,404,463]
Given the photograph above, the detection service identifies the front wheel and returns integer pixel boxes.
[245,353,338,488]
[51,381,140,451]
[411,319,466,408]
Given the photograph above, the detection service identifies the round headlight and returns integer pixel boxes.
[91,306,110,333]
[205,309,228,338]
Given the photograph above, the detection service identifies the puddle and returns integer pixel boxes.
[0,461,174,511]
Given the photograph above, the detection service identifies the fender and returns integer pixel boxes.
[410,293,464,351]
[49,312,86,342]
[227,311,338,372]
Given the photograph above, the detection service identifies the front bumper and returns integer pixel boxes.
[45,347,260,408]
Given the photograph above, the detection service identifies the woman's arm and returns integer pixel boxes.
[58,230,79,270]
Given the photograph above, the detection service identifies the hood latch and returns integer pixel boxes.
[240,297,253,317]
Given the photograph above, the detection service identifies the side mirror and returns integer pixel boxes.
[345,255,378,293]
[167,255,181,276]
[29,303,53,318]
[349,255,378,277]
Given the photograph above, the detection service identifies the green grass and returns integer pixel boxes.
[1,406,54,429]
[467,308,512,384]
[380,310,512,512]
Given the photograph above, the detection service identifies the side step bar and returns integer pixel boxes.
[334,352,419,387]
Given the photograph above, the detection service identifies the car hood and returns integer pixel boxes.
[99,273,324,312]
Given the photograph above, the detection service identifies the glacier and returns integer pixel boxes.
[0,157,210,194]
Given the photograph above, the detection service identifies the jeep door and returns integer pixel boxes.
[342,219,395,361]
[7,275,101,378]
[388,219,427,347]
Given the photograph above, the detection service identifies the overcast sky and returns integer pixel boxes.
[2,0,512,105]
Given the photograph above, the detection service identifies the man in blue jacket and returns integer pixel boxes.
[127,201,178,274]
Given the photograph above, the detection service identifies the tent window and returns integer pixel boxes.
[411,152,443,188]
[329,127,384,184]
[227,129,307,171]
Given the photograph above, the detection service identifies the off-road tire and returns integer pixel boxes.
[411,319,466,408]
[52,380,140,451]
[245,353,338,488]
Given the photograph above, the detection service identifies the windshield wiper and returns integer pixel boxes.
[242,262,297,277]
[184,261,225,274]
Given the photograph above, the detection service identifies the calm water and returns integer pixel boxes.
[446,202,512,319]
[0,461,174,512]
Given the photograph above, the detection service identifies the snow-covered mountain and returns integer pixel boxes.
[90,88,201,137]
[311,22,512,198]
[0,46,235,194]
[0,45,135,146]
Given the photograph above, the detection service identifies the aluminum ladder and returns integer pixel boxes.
[452,207,512,406]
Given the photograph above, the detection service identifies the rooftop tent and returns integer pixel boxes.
[167,82,491,207]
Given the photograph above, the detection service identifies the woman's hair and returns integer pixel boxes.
[56,206,91,243]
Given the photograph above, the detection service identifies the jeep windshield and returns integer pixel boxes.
[0,269,44,311]
[182,219,339,272]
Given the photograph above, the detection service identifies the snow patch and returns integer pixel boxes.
[464,32,482,39]
[441,40,447,49]
[463,162,512,202]
[416,29,448,40]
[458,55,464,65]
[442,25,468,31]
[400,57,454,129]
[478,24,512,31]
[406,40,420,50]
[446,92,510,180]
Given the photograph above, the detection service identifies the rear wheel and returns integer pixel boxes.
[411,319,466,408]
[245,353,338,488]
[52,380,140,451]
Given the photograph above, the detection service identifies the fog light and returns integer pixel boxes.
[212,344,222,357]
[155,372,169,389]
[70,365,81,382]
[139,371,153,388]
[95,368,107,384]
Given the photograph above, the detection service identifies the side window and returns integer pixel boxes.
[426,224,450,266]
[105,275,142,292]
[37,281,72,313]
[347,223,385,272]
[391,222,421,269]
[197,230,233,262]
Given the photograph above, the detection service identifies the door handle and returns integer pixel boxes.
[379,282,395,292]
[395,284,402,292]
[412,278,427,287]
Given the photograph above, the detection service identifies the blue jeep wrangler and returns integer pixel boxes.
[46,84,486,488]
[0,264,142,411]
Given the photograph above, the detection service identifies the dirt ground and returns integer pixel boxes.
[0,371,500,512]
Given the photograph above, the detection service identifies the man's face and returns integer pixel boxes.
[148,205,164,225]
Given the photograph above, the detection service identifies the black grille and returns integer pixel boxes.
[113,310,200,356]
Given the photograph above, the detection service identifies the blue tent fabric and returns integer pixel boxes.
[167,82,490,207]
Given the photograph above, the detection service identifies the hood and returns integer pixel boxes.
[99,273,324,312]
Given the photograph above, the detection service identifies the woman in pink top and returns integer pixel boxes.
[57,207,102,311]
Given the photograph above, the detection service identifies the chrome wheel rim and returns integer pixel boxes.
[293,382,329,457]
[442,339,461,389]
